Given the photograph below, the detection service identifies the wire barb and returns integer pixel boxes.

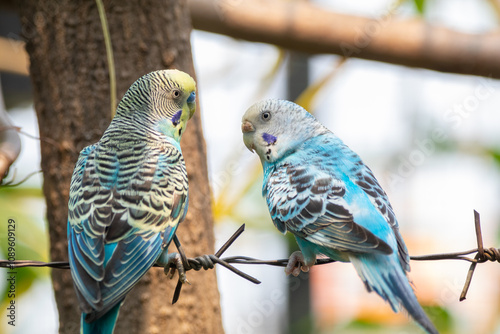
[458,211,500,301]
[1,212,499,304]
[168,224,260,304]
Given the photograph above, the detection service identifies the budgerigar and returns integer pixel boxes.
[67,69,196,334]
[241,99,438,334]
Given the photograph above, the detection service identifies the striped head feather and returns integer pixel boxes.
[113,69,196,142]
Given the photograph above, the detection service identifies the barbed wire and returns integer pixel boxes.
[0,210,498,304]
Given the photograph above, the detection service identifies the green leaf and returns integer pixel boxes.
[295,57,346,113]
[212,48,286,226]
[423,305,454,333]
[413,0,426,14]
[488,148,500,166]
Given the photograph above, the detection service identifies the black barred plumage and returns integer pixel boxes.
[265,160,393,255]
[242,99,438,334]
[67,70,196,334]
[70,141,188,237]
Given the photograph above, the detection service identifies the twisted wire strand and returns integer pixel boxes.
[478,247,500,263]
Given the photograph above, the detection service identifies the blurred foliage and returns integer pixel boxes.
[423,305,454,333]
[486,0,500,20]
[212,47,286,228]
[1,0,497,332]
[255,48,286,101]
[323,303,454,333]
[0,186,50,323]
[487,148,500,167]
[412,0,426,14]
[333,304,453,334]
[340,318,389,332]
[336,320,425,334]
[213,55,346,230]
[212,0,409,229]
[295,58,346,112]
[212,0,500,330]
[316,303,454,333]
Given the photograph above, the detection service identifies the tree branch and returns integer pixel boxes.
[188,0,500,79]
[4,3,500,79]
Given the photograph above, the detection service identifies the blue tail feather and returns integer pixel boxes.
[388,270,438,334]
[81,301,122,334]
[349,254,438,334]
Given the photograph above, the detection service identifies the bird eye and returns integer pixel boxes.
[172,90,181,98]
[261,111,271,121]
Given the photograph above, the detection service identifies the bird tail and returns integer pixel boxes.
[349,254,438,334]
[81,302,122,334]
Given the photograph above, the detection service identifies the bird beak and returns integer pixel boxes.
[187,91,196,119]
[187,91,196,104]
[241,121,255,133]
[242,121,256,152]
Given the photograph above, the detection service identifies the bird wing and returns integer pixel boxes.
[265,160,393,256]
[68,141,188,319]
[350,164,410,271]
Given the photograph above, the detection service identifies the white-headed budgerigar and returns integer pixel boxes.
[67,69,196,334]
[241,99,438,334]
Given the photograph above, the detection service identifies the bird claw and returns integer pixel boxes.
[163,252,191,285]
[285,251,311,277]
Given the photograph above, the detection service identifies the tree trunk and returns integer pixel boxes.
[18,1,224,333]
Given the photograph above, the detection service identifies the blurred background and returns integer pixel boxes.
[1,0,500,333]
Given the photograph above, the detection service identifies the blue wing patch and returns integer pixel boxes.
[85,232,163,322]
[265,158,393,255]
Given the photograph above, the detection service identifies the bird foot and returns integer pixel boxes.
[163,252,191,285]
[285,251,311,277]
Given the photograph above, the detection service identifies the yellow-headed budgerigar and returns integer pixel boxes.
[67,69,196,334]
[241,99,437,334]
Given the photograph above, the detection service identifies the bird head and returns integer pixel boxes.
[241,99,325,164]
[116,69,196,142]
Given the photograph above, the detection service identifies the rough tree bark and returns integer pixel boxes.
[18,1,224,333]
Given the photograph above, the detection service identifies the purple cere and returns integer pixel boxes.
[262,132,277,145]
[171,110,182,125]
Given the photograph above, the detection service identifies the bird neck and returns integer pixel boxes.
[101,113,181,149]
